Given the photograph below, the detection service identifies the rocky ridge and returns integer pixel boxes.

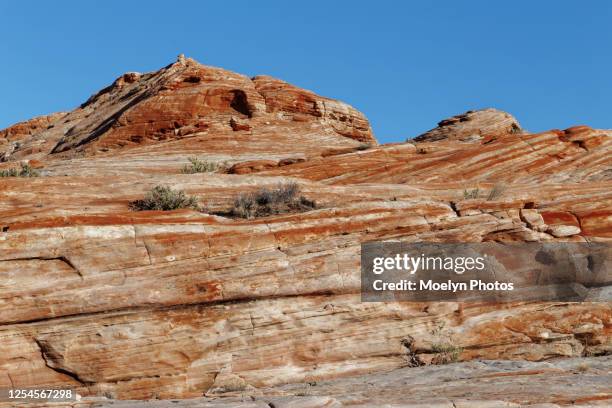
[412,108,522,143]
[0,56,610,406]
[1,56,373,163]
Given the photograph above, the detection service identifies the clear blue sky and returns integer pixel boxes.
[1,1,611,143]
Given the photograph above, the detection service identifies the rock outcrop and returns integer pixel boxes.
[0,112,67,161]
[0,57,610,406]
[412,108,522,143]
[5,357,610,407]
[2,56,374,163]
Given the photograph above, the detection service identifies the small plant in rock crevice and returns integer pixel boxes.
[486,183,506,201]
[463,187,480,200]
[0,163,39,178]
[181,157,227,174]
[576,362,590,373]
[431,343,464,363]
[509,123,523,134]
[428,321,463,364]
[129,185,199,211]
[462,183,506,201]
[230,182,316,219]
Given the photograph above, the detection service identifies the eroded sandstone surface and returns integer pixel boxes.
[412,108,522,143]
[5,357,612,407]
[0,56,610,406]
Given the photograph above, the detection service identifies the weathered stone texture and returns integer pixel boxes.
[0,57,610,405]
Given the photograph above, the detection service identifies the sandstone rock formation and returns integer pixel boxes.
[5,357,611,407]
[0,112,67,162]
[2,56,374,163]
[412,108,522,143]
[0,56,610,406]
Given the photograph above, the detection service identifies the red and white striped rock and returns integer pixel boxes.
[547,224,582,237]
[0,57,610,403]
[412,108,522,143]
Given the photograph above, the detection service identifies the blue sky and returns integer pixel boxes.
[1,1,611,143]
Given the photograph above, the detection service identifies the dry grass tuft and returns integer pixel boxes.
[231,182,316,219]
[0,163,39,178]
[181,157,226,174]
[129,185,199,211]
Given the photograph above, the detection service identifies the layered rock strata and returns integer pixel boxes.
[0,56,610,405]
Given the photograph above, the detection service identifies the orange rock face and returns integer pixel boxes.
[0,112,67,142]
[0,56,610,405]
[3,57,374,163]
[0,112,67,161]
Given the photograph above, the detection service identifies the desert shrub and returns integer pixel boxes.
[577,363,590,373]
[0,163,39,178]
[509,123,522,134]
[231,182,316,219]
[129,185,199,211]
[486,183,506,201]
[463,187,479,200]
[462,184,505,201]
[0,168,19,177]
[181,157,223,174]
[431,343,463,363]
